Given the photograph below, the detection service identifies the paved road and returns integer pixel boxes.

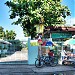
[0,51,28,62]
[0,64,75,75]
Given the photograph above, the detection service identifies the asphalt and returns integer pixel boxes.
[0,64,75,75]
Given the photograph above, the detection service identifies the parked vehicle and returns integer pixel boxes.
[62,56,75,65]
[35,55,58,68]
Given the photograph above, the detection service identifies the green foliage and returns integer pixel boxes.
[5,30,16,40]
[53,47,61,59]
[0,46,2,50]
[25,42,28,49]
[73,24,75,26]
[15,40,23,50]
[3,46,7,50]
[9,40,22,51]
[0,26,5,39]
[5,0,71,38]
[0,26,16,40]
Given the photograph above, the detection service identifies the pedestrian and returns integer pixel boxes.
[61,46,67,61]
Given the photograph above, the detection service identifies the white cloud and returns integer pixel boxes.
[65,17,75,26]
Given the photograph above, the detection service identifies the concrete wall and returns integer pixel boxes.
[28,38,38,64]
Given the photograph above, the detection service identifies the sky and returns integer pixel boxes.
[0,0,75,40]
[61,0,75,26]
[0,0,25,40]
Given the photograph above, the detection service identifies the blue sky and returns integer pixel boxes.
[0,0,24,40]
[61,0,75,26]
[62,0,75,18]
[0,0,75,40]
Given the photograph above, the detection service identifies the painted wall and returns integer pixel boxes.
[28,38,38,64]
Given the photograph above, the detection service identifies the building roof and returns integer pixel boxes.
[44,26,75,32]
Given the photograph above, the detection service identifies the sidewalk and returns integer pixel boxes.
[0,64,75,75]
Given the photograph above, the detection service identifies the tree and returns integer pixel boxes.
[9,40,22,51]
[0,26,5,39]
[5,30,16,40]
[73,24,75,26]
[5,0,71,39]
[0,26,16,40]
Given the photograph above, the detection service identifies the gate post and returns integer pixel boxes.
[28,38,38,64]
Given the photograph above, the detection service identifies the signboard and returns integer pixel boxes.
[52,33,72,39]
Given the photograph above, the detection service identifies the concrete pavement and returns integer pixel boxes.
[0,64,75,75]
[0,51,28,62]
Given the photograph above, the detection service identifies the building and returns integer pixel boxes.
[43,26,75,41]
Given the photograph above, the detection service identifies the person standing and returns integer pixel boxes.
[61,46,67,61]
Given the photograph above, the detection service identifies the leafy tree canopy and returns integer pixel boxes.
[0,26,16,40]
[5,0,71,39]
[0,26,5,39]
[5,30,16,40]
